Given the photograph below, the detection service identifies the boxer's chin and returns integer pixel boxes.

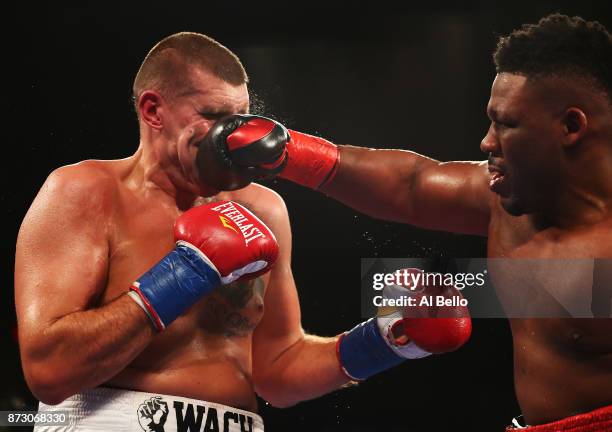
[500,195,528,216]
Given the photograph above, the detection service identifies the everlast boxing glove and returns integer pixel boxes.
[128,200,278,331]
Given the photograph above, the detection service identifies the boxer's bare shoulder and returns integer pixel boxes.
[23,159,146,252]
[43,157,161,201]
[489,197,612,258]
[220,183,289,230]
[34,160,119,215]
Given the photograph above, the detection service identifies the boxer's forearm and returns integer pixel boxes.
[254,334,351,408]
[321,145,437,224]
[21,294,154,405]
[195,116,488,234]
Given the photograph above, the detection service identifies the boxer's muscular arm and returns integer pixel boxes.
[251,189,349,408]
[15,165,155,405]
[321,146,491,236]
[197,116,491,236]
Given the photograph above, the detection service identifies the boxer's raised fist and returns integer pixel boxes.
[196,114,289,191]
[175,200,279,283]
[196,114,340,191]
[129,200,279,331]
[380,268,472,355]
[137,397,168,432]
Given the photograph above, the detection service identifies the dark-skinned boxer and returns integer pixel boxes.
[194,14,612,431]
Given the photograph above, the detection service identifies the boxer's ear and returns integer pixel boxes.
[138,90,164,130]
[561,107,587,148]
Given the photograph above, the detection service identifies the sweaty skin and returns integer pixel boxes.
[106,182,287,411]
[98,164,274,411]
[318,73,612,425]
[488,197,612,424]
[15,66,348,412]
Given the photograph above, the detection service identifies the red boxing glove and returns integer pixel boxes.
[195,114,340,191]
[379,268,472,356]
[400,317,472,354]
[337,268,471,380]
[175,200,279,283]
[282,130,340,189]
[129,200,278,331]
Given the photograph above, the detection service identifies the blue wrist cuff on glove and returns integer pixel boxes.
[130,242,221,331]
[338,318,405,381]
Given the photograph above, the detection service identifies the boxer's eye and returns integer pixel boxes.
[200,111,222,119]
[200,111,232,120]
[494,120,515,130]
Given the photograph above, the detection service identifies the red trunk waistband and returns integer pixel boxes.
[506,405,612,432]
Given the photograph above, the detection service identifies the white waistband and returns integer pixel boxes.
[34,387,264,432]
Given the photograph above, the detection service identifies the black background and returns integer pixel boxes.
[5,2,612,431]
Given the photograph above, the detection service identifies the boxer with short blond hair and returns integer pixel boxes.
[15,32,470,431]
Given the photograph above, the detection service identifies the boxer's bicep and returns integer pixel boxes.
[15,166,111,342]
[324,147,490,235]
[409,160,491,235]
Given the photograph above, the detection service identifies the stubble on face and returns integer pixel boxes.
[169,67,250,195]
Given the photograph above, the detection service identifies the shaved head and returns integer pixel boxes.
[133,32,248,110]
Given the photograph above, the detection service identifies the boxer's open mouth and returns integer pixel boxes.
[488,165,508,194]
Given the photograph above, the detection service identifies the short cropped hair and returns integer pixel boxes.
[133,32,248,109]
[494,14,612,101]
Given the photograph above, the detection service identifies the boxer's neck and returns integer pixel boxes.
[127,140,202,210]
[537,144,612,228]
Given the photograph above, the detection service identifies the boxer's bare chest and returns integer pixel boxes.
[104,190,266,341]
[487,206,612,347]
[487,208,612,422]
